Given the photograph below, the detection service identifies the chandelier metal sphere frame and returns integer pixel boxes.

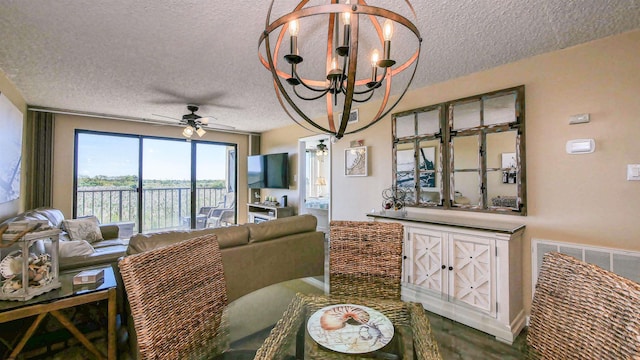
[259,0,422,139]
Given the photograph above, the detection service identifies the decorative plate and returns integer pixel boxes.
[307,304,394,354]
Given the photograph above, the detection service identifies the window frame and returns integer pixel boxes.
[73,129,239,231]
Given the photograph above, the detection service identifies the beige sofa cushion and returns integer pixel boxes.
[127,226,249,255]
[247,214,317,243]
[59,240,96,257]
[209,226,250,249]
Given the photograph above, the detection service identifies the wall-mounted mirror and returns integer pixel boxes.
[393,86,526,215]
[393,105,444,208]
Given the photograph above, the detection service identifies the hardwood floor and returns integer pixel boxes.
[426,311,529,359]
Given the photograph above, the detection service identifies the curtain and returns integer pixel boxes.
[25,111,54,209]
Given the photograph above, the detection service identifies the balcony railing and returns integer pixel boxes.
[76,187,229,233]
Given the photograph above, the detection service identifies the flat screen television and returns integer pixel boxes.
[248,153,289,189]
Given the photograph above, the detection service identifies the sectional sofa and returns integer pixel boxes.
[0,207,129,270]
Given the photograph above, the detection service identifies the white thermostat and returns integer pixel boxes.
[566,139,595,154]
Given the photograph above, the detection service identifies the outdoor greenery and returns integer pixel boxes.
[77,175,226,189]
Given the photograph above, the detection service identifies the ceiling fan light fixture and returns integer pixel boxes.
[316,139,328,156]
[182,125,194,138]
[196,126,207,137]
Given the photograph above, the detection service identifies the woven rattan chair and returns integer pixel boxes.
[527,252,640,359]
[329,221,404,300]
[119,233,231,360]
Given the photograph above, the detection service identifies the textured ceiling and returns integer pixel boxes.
[0,0,638,134]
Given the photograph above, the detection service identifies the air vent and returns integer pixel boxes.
[532,238,640,295]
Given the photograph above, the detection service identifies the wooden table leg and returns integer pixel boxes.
[50,310,105,360]
[8,312,47,360]
[107,287,116,360]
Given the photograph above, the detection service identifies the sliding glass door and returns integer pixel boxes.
[141,138,191,232]
[75,132,140,227]
[195,143,237,228]
[75,131,237,234]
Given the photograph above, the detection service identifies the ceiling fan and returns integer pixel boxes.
[152,104,235,138]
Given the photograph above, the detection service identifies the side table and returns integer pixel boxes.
[0,265,117,360]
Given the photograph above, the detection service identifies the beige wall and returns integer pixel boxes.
[51,115,251,223]
[261,30,640,311]
[258,126,317,213]
[0,71,27,220]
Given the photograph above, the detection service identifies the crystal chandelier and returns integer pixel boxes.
[259,0,421,139]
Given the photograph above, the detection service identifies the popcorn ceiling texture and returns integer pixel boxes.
[0,0,638,133]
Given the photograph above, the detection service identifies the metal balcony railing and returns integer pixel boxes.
[76,187,229,233]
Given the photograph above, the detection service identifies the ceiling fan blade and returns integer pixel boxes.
[200,116,221,125]
[205,122,236,130]
[149,86,240,109]
[151,113,181,121]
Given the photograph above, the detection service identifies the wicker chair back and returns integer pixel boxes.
[119,233,229,359]
[329,221,404,300]
[527,251,640,359]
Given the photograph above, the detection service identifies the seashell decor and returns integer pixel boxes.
[320,305,371,331]
[1,252,54,293]
[0,227,61,301]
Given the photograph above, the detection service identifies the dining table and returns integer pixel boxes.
[252,293,442,360]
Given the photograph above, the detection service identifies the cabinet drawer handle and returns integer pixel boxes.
[448,266,453,271]
[403,256,408,259]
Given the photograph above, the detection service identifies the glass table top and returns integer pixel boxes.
[0,265,116,312]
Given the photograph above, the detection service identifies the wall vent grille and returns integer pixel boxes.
[532,238,640,295]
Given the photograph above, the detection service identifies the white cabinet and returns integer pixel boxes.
[370,214,525,344]
[405,226,496,316]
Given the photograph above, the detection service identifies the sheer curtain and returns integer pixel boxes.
[25,111,54,209]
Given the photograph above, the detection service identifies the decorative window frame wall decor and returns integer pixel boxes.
[0,92,24,204]
[392,86,526,215]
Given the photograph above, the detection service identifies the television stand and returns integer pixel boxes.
[247,203,294,223]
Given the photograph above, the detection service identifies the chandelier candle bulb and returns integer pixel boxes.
[380,20,395,66]
[383,19,394,41]
[370,49,379,83]
[341,11,351,49]
[289,20,298,55]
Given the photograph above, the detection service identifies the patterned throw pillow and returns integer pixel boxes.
[62,216,104,243]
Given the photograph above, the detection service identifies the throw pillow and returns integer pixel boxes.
[62,216,104,243]
[58,240,96,257]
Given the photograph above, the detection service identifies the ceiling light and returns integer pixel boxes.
[196,126,207,137]
[182,126,194,138]
[316,139,328,156]
[259,0,421,139]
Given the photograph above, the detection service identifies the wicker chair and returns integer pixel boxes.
[119,233,231,360]
[329,221,404,300]
[527,251,640,359]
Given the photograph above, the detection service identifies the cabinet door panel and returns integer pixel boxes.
[407,227,446,294]
[449,233,496,316]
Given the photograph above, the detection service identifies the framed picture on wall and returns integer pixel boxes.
[345,146,368,176]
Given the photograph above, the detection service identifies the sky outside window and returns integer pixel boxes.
[77,133,226,180]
